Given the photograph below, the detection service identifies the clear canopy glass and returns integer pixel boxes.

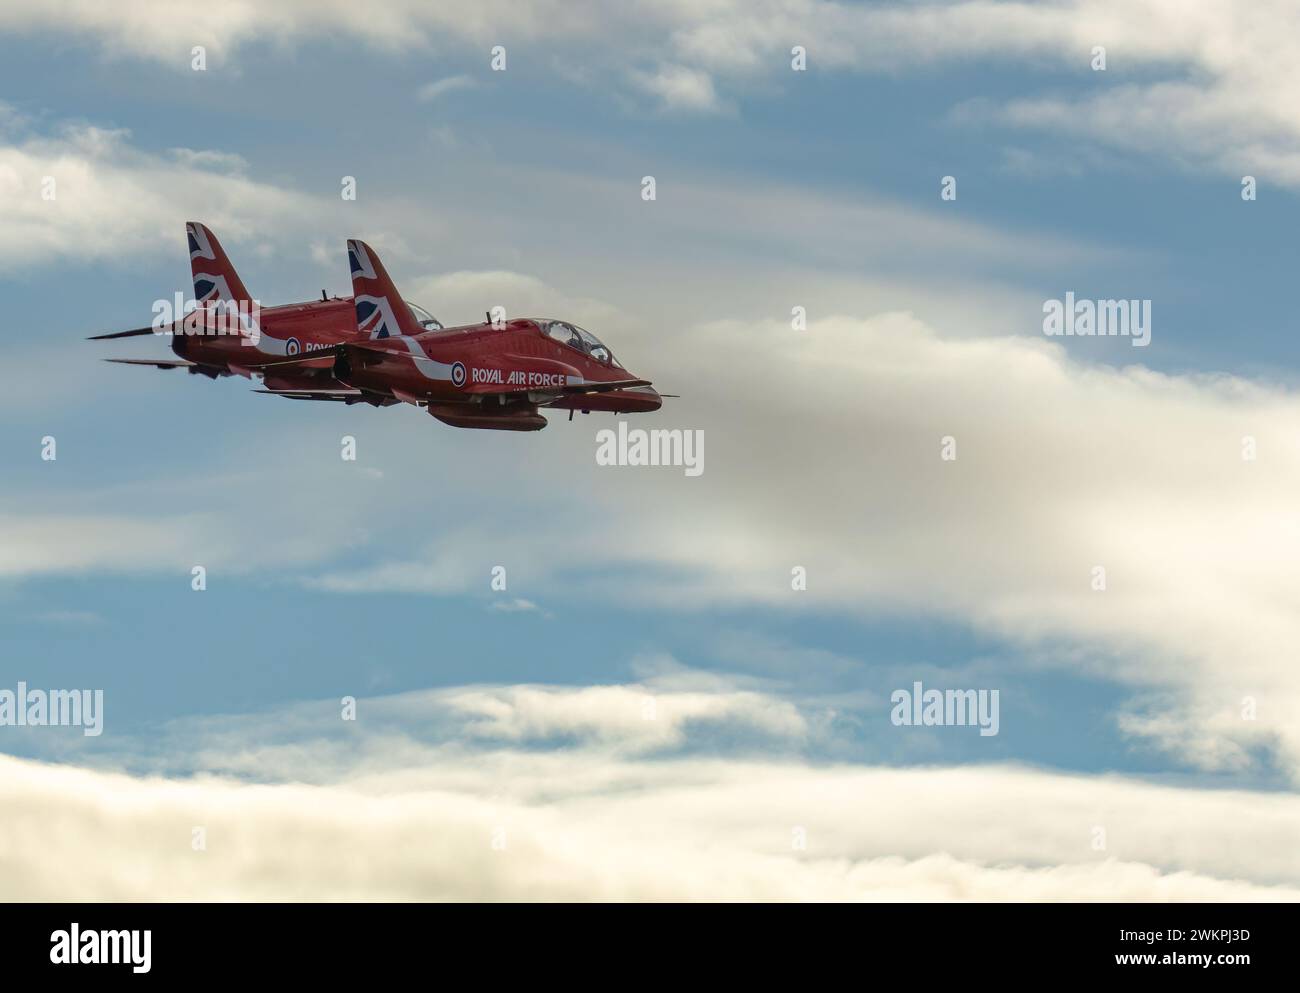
[541,320,617,365]
[405,301,443,331]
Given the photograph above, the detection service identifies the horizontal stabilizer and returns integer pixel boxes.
[88,318,243,340]
[87,325,159,340]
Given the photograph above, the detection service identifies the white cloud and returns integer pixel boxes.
[5,678,1300,900]
[10,3,1300,180]
[592,313,1300,780]
[629,63,723,114]
[304,554,472,595]
[766,0,1300,187]
[0,0,626,67]
[443,681,807,751]
[416,74,477,103]
[0,512,215,578]
[403,270,623,330]
[165,148,249,173]
[0,121,314,269]
[264,306,1300,782]
[1,108,1292,786]
[6,194,1294,784]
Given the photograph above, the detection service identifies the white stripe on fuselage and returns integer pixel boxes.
[387,335,456,380]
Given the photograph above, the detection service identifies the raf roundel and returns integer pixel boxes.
[451,361,467,388]
[285,337,301,356]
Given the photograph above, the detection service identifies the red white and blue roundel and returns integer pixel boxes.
[286,337,301,356]
[451,361,467,387]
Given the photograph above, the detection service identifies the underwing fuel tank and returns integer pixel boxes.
[426,403,547,431]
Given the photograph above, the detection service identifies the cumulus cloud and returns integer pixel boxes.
[1,104,1293,789]
[10,0,1300,904]
[0,120,315,268]
[8,0,519,64]
[738,0,1300,185]
[9,219,1298,783]
[35,286,1299,782]
[9,3,1300,180]
[4,678,1300,900]
[618,314,1300,779]
[250,305,1300,783]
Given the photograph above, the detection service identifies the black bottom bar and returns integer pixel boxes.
[0,902,1292,980]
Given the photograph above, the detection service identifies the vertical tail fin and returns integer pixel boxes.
[186,221,253,307]
[347,239,422,339]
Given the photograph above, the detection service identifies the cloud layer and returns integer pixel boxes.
[254,306,1300,785]
[0,115,315,268]
[9,2,1300,181]
[11,276,1300,783]
[4,678,1300,901]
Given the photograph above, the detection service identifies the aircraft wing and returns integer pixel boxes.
[468,377,652,398]
[104,358,199,369]
[253,387,364,402]
[252,354,338,371]
[561,378,652,395]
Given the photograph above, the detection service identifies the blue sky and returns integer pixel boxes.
[3,1,1300,900]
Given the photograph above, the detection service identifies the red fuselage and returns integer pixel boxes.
[169,297,358,386]
[334,318,661,429]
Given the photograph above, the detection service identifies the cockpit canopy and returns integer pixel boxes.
[540,319,619,366]
[405,301,443,331]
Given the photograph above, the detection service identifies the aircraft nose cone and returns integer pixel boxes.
[628,383,661,411]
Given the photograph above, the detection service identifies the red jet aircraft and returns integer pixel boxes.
[90,222,443,397]
[258,239,663,431]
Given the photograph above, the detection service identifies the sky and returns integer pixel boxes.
[3,0,1300,900]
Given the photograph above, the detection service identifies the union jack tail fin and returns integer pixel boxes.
[347,239,422,339]
[186,222,253,307]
